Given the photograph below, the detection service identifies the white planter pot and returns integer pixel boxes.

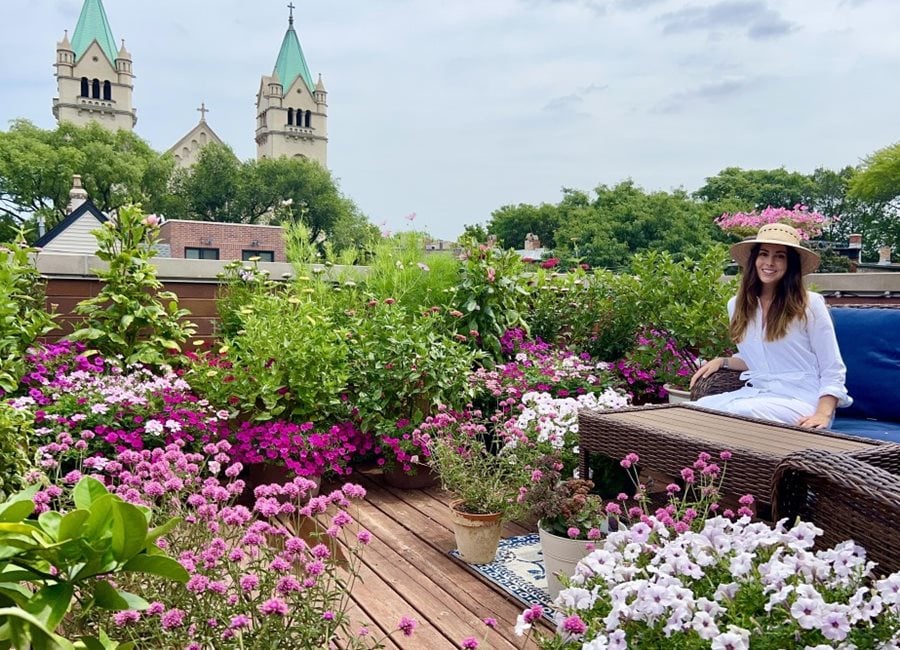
[664,384,692,404]
[538,526,594,599]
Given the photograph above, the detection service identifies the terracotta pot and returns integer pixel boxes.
[382,463,439,490]
[539,525,594,598]
[240,462,321,504]
[449,499,503,564]
[663,383,692,404]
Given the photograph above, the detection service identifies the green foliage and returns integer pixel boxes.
[363,232,460,311]
[0,120,174,234]
[0,403,33,501]
[163,143,241,222]
[214,259,284,339]
[488,202,561,250]
[0,235,57,392]
[190,287,350,424]
[627,247,737,386]
[849,141,900,205]
[526,268,642,360]
[0,477,186,648]
[427,414,530,518]
[694,166,817,210]
[68,205,196,366]
[347,302,481,436]
[553,182,723,269]
[451,237,530,360]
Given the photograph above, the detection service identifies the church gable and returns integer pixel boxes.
[73,40,117,76]
[168,117,228,169]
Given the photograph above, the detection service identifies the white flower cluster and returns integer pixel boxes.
[538,515,900,649]
[514,389,629,453]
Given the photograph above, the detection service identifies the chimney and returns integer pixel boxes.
[848,233,862,249]
[877,245,893,265]
[67,175,88,214]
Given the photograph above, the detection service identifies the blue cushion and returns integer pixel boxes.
[830,417,900,443]
[831,307,900,423]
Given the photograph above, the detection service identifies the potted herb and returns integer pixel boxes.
[424,407,531,564]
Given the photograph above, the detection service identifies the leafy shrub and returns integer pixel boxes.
[0,235,57,393]
[347,300,480,467]
[0,477,187,648]
[527,268,641,361]
[69,206,195,366]
[451,237,531,360]
[187,289,350,424]
[0,402,32,500]
[363,232,460,312]
[626,247,736,387]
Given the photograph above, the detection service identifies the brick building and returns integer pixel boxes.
[158,220,286,262]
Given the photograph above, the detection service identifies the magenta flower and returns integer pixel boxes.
[398,616,417,637]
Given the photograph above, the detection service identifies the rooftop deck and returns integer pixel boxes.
[336,469,544,649]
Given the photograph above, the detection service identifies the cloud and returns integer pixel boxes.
[542,83,609,117]
[653,77,752,114]
[658,1,797,40]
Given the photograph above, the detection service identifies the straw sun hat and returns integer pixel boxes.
[730,223,820,276]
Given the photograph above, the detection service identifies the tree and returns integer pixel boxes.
[0,120,173,236]
[487,202,561,250]
[239,157,362,241]
[166,143,241,222]
[555,181,722,269]
[694,167,816,210]
[849,142,900,206]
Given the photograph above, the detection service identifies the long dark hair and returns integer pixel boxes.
[730,244,807,342]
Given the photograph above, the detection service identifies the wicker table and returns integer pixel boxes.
[578,404,883,516]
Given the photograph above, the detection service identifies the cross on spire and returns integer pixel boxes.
[197,102,209,122]
[288,2,295,25]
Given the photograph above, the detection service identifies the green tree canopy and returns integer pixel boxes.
[849,141,900,206]
[0,120,173,236]
[487,202,561,250]
[694,167,816,210]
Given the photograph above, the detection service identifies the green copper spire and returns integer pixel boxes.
[71,0,118,64]
[273,10,314,94]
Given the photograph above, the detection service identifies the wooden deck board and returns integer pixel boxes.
[329,469,545,649]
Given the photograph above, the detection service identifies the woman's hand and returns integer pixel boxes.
[797,396,838,429]
[797,412,831,429]
[689,357,726,388]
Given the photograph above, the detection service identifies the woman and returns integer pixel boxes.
[690,223,851,429]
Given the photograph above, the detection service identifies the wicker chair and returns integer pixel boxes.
[689,368,746,401]
[771,444,900,575]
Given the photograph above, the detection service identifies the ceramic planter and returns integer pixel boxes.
[663,383,692,404]
[449,499,503,564]
[538,525,595,598]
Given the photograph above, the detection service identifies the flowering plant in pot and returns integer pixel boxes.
[424,406,532,563]
[517,453,610,597]
[228,419,373,491]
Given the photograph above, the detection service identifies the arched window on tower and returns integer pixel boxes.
[304,111,311,128]
[287,108,294,126]
[103,81,111,101]
[80,77,89,97]
[91,79,100,99]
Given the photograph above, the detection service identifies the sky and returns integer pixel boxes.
[1,0,899,241]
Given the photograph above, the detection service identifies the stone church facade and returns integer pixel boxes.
[53,0,328,168]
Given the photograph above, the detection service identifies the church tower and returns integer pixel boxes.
[53,0,137,131]
[255,5,327,165]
